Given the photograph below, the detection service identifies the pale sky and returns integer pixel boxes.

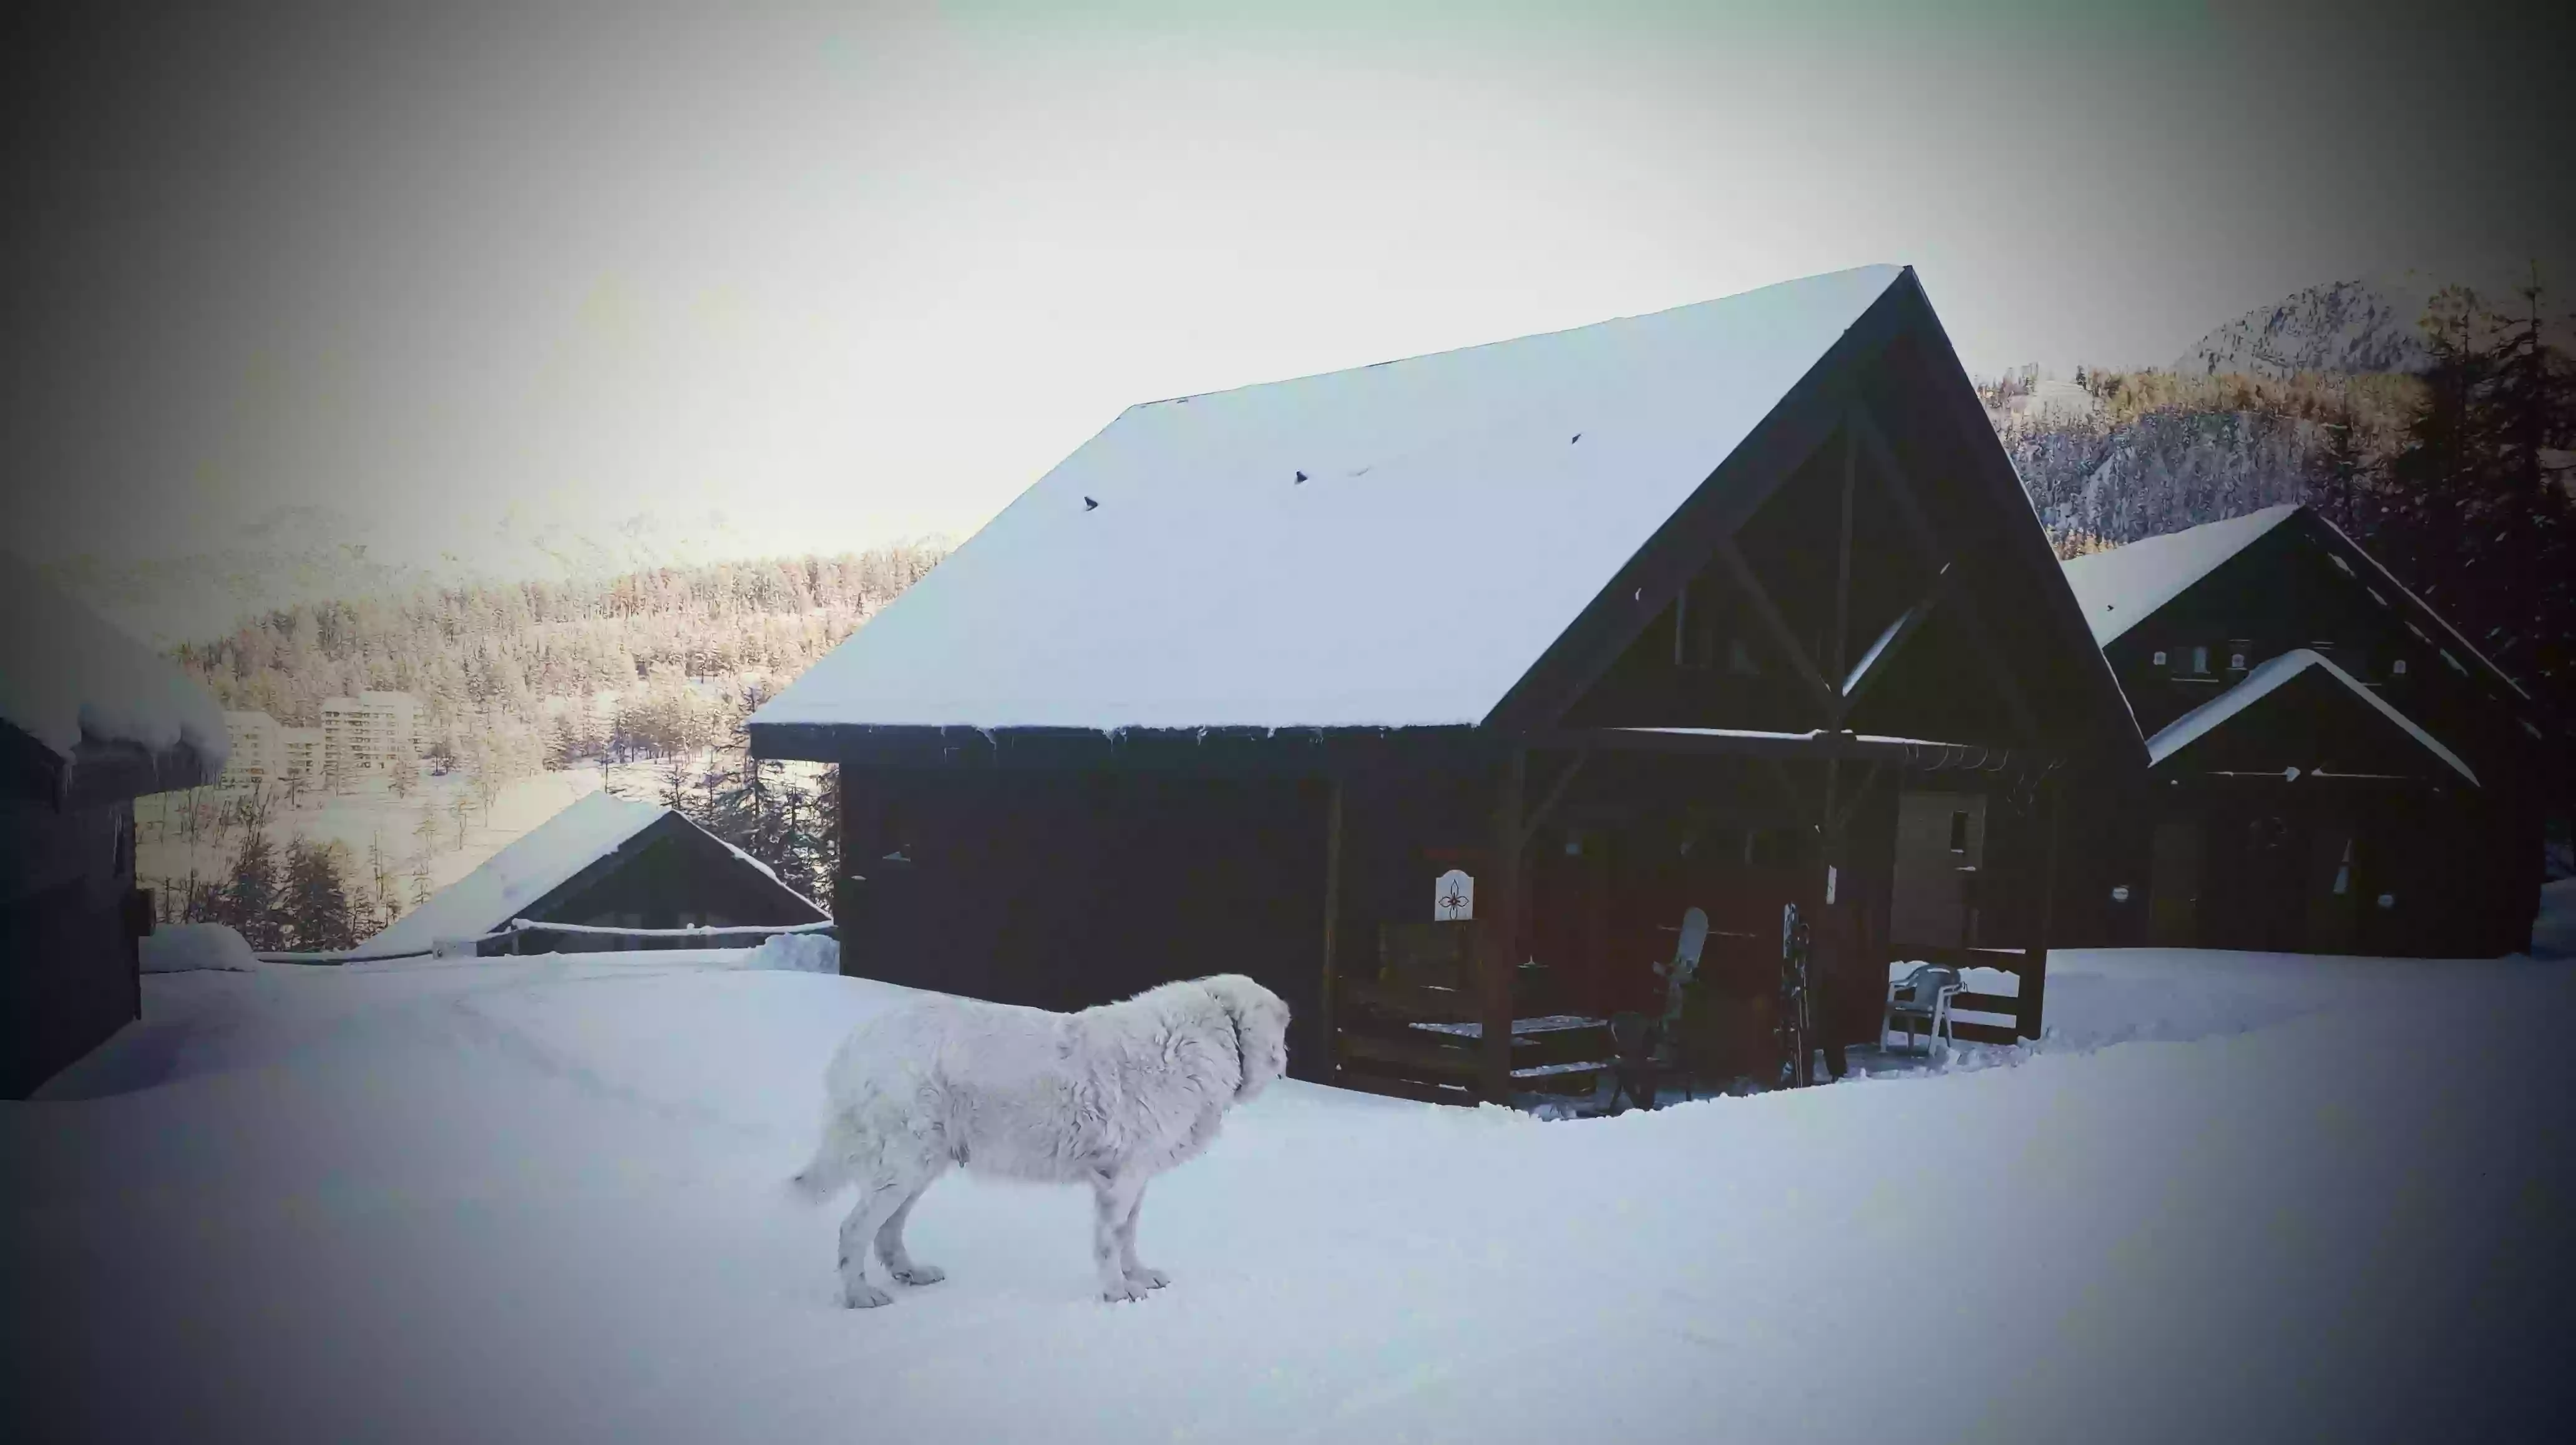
[4,0,2569,575]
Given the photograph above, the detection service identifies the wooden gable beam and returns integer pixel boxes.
[1516,749,1589,853]
[1710,534,1839,725]
[1836,561,1959,723]
[1849,404,2043,743]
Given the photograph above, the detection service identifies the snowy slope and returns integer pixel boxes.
[7,947,2571,1442]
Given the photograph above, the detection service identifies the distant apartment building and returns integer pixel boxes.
[220,712,329,787]
[220,711,280,786]
[321,692,425,778]
[280,727,324,781]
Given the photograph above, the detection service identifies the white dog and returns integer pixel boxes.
[789,973,1291,1306]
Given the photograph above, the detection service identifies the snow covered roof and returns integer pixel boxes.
[367,791,671,954]
[2145,649,2477,785]
[2059,504,2532,710]
[756,265,1907,733]
[2058,505,2301,647]
[0,550,228,779]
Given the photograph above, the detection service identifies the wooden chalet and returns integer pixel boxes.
[751,265,2142,1105]
[363,791,828,958]
[2054,504,2558,958]
[2,559,227,1098]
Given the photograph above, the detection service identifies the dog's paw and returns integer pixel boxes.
[1101,1279,1153,1303]
[1125,1266,1170,1290]
[843,1282,894,1309]
[891,1264,946,1286]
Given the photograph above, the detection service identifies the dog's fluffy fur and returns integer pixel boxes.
[789,974,1291,1306]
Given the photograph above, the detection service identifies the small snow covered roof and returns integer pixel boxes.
[0,551,228,796]
[756,266,1907,733]
[2058,505,2301,647]
[368,791,670,954]
[2145,649,2477,785]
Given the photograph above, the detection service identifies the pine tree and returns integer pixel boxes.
[2364,273,2576,721]
[281,839,361,951]
[218,828,285,951]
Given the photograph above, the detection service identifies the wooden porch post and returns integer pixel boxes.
[836,765,886,979]
[1318,776,1345,1085]
[1480,750,1526,1104]
[2024,774,2061,1040]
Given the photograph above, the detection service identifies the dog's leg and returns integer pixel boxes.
[838,1177,911,1308]
[1115,1182,1169,1290]
[1091,1170,1151,1303]
[874,1172,947,1287]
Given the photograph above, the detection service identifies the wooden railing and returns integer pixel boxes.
[1884,944,2047,1046]
[1330,921,1611,1105]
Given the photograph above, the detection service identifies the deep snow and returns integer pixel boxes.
[6,945,2570,1443]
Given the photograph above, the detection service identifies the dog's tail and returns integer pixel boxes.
[786,1117,857,1205]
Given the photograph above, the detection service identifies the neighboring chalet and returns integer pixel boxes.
[751,265,2142,1105]
[2054,504,2555,957]
[364,791,826,957]
[2,557,227,1098]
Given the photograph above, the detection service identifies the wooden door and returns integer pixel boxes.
[2147,820,2202,948]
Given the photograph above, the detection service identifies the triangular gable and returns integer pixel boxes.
[754,267,1908,735]
[2146,649,2477,785]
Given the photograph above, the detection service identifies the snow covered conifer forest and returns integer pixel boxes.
[132,543,943,946]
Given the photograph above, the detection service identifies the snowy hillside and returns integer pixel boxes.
[2174,274,2442,380]
[7,946,2571,1441]
[47,503,954,652]
[2015,406,2325,549]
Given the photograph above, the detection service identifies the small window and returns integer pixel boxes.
[2331,838,2352,896]
[2391,659,2408,677]
[2228,652,2248,671]
[2151,649,2169,667]
[1948,811,1971,853]
[2188,645,2211,675]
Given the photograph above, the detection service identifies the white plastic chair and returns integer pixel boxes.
[1883,963,1963,1056]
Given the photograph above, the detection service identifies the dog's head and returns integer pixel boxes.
[1196,974,1290,1103]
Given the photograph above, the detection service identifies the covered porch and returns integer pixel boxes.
[1320,727,2066,1110]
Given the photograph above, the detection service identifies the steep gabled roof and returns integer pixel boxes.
[368,791,668,953]
[2058,504,2531,710]
[366,791,821,953]
[2058,504,2302,647]
[0,551,227,803]
[2146,648,2478,785]
[756,266,1908,735]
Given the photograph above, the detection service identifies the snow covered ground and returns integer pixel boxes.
[7,944,2572,1443]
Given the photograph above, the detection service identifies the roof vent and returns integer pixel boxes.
[1083,497,1099,511]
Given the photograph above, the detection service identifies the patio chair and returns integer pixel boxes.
[1883,963,1963,1056]
[1608,1011,1660,1112]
